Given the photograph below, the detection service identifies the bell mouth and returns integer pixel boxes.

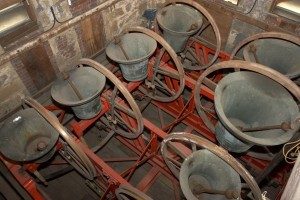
[214,71,299,146]
[51,66,106,107]
[243,38,300,79]
[179,150,241,200]
[157,4,203,36]
[215,121,253,153]
[0,108,59,162]
[106,33,157,64]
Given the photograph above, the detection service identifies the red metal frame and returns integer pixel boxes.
[0,159,44,200]
[153,42,289,182]
[0,40,289,199]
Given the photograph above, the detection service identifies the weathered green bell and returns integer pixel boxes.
[51,66,106,119]
[243,38,300,79]
[0,108,59,162]
[156,4,203,53]
[214,71,299,152]
[179,150,241,200]
[215,121,252,153]
[106,33,157,82]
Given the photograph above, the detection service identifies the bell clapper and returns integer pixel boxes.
[62,72,83,100]
[238,122,292,132]
[37,141,48,151]
[107,86,119,125]
[187,23,198,32]
[193,184,239,199]
[33,170,48,186]
[114,36,130,60]
[249,44,259,63]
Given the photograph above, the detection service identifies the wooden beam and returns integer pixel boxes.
[0,0,118,66]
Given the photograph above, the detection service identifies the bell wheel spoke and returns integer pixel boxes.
[154,47,166,65]
[166,156,182,168]
[154,77,175,96]
[114,111,136,133]
[154,85,172,97]
[60,146,90,178]
[114,102,136,119]
[167,143,188,160]
[156,67,180,80]
[191,143,197,152]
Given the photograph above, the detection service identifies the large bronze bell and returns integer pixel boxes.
[214,71,299,152]
[179,150,241,200]
[243,38,300,79]
[156,3,203,53]
[51,66,106,119]
[0,108,59,162]
[215,121,252,153]
[106,33,157,82]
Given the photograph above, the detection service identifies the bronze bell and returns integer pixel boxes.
[156,3,203,53]
[214,71,299,152]
[106,33,157,82]
[179,149,241,200]
[51,66,106,119]
[0,108,59,162]
[243,38,300,79]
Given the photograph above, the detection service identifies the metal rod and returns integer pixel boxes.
[157,107,165,128]
[249,44,259,63]
[165,95,194,133]
[126,137,156,181]
[120,154,155,178]
[166,157,181,168]
[151,48,166,86]
[240,122,291,132]
[193,184,239,199]
[114,37,130,60]
[187,23,198,32]
[103,157,140,162]
[62,72,83,100]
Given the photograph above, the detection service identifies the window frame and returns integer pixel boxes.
[0,0,20,11]
[272,0,300,22]
[0,1,38,47]
[223,0,239,6]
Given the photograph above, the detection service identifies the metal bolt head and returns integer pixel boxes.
[281,122,291,132]
[37,141,48,151]
[225,190,239,199]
